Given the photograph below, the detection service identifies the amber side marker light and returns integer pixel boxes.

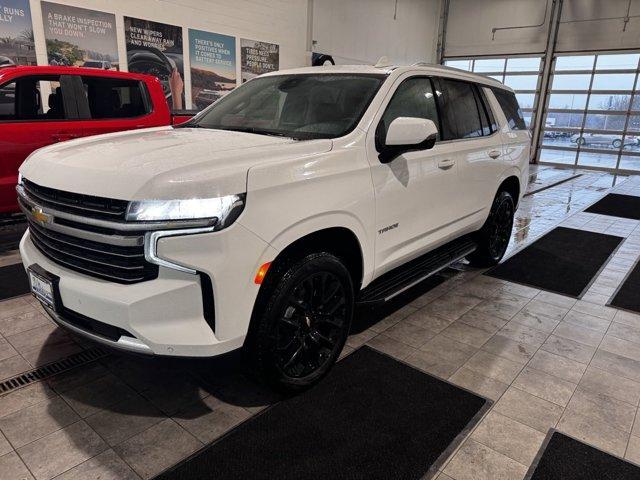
[254,262,272,284]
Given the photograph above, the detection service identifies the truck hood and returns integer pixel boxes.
[20,127,333,200]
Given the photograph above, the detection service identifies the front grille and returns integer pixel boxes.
[27,218,157,284]
[23,179,129,221]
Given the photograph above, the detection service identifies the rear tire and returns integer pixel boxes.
[612,139,623,148]
[467,191,515,268]
[245,252,354,392]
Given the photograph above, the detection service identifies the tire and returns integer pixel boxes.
[575,136,586,146]
[467,191,515,268]
[245,252,354,392]
[612,139,622,148]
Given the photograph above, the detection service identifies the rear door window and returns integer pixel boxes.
[436,78,485,140]
[492,88,526,130]
[80,77,150,119]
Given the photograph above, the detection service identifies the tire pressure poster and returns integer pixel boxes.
[41,2,118,70]
[189,29,236,110]
[124,17,185,110]
[0,0,35,66]
[241,39,279,82]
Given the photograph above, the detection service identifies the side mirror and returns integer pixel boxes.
[378,117,438,163]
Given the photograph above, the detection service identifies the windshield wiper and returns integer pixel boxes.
[216,126,292,138]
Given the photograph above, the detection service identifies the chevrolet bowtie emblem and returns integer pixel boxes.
[32,207,51,224]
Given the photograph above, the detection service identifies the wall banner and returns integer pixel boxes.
[241,38,279,82]
[41,2,118,70]
[0,0,35,66]
[124,17,185,110]
[189,29,236,110]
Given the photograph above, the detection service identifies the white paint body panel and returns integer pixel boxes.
[19,64,529,357]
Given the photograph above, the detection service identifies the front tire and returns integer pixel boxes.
[467,191,515,268]
[246,252,354,392]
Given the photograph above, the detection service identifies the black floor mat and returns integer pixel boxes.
[526,431,640,479]
[610,260,640,314]
[487,227,623,298]
[155,346,489,480]
[0,263,30,301]
[585,193,640,220]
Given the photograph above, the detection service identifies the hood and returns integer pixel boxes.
[20,127,333,200]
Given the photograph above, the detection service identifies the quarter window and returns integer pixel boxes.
[492,88,527,131]
[379,77,440,142]
[81,77,149,119]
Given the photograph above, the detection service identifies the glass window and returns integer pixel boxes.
[539,148,577,164]
[555,55,595,71]
[0,76,65,121]
[588,94,630,111]
[515,93,535,109]
[545,112,584,129]
[595,54,640,70]
[552,74,591,90]
[504,75,538,90]
[438,78,484,139]
[542,130,575,148]
[548,93,588,110]
[591,74,636,91]
[192,74,386,140]
[81,77,149,119]
[492,87,527,130]
[473,58,505,73]
[444,60,472,71]
[578,151,619,168]
[619,154,640,170]
[507,57,541,72]
[380,77,440,140]
[584,113,626,131]
[0,81,15,119]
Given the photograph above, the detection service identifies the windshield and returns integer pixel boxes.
[186,73,386,140]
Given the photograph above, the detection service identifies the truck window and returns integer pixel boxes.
[491,88,527,130]
[0,76,66,121]
[437,78,485,140]
[81,77,149,119]
[379,77,440,142]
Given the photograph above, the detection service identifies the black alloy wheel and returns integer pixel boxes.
[274,271,347,379]
[467,190,515,267]
[247,252,354,391]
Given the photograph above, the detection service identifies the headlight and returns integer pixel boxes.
[126,193,245,230]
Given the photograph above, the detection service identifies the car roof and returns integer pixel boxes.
[0,65,153,81]
[262,63,512,91]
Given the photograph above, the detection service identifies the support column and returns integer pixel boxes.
[531,0,564,163]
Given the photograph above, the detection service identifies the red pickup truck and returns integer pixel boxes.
[0,66,194,214]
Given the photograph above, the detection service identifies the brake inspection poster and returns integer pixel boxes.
[41,2,118,70]
[124,17,185,110]
[0,0,35,66]
[241,38,279,82]
[188,29,236,110]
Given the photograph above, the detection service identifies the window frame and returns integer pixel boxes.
[0,74,79,123]
[72,75,154,121]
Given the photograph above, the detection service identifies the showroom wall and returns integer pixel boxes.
[312,0,441,65]
[20,0,309,109]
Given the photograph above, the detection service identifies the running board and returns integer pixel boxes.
[357,236,477,305]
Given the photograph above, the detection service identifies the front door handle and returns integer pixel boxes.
[437,159,455,170]
[488,150,502,159]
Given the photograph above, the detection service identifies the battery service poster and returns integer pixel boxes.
[189,29,236,110]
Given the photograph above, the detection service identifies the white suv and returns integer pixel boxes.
[18,64,529,390]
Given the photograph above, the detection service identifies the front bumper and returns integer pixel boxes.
[20,223,276,357]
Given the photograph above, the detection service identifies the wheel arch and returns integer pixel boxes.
[497,173,522,208]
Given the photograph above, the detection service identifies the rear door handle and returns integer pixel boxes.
[437,159,455,170]
[488,150,502,159]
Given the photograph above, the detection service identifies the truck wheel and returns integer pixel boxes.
[467,191,515,268]
[247,252,354,392]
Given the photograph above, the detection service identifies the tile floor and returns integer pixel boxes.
[0,165,639,480]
